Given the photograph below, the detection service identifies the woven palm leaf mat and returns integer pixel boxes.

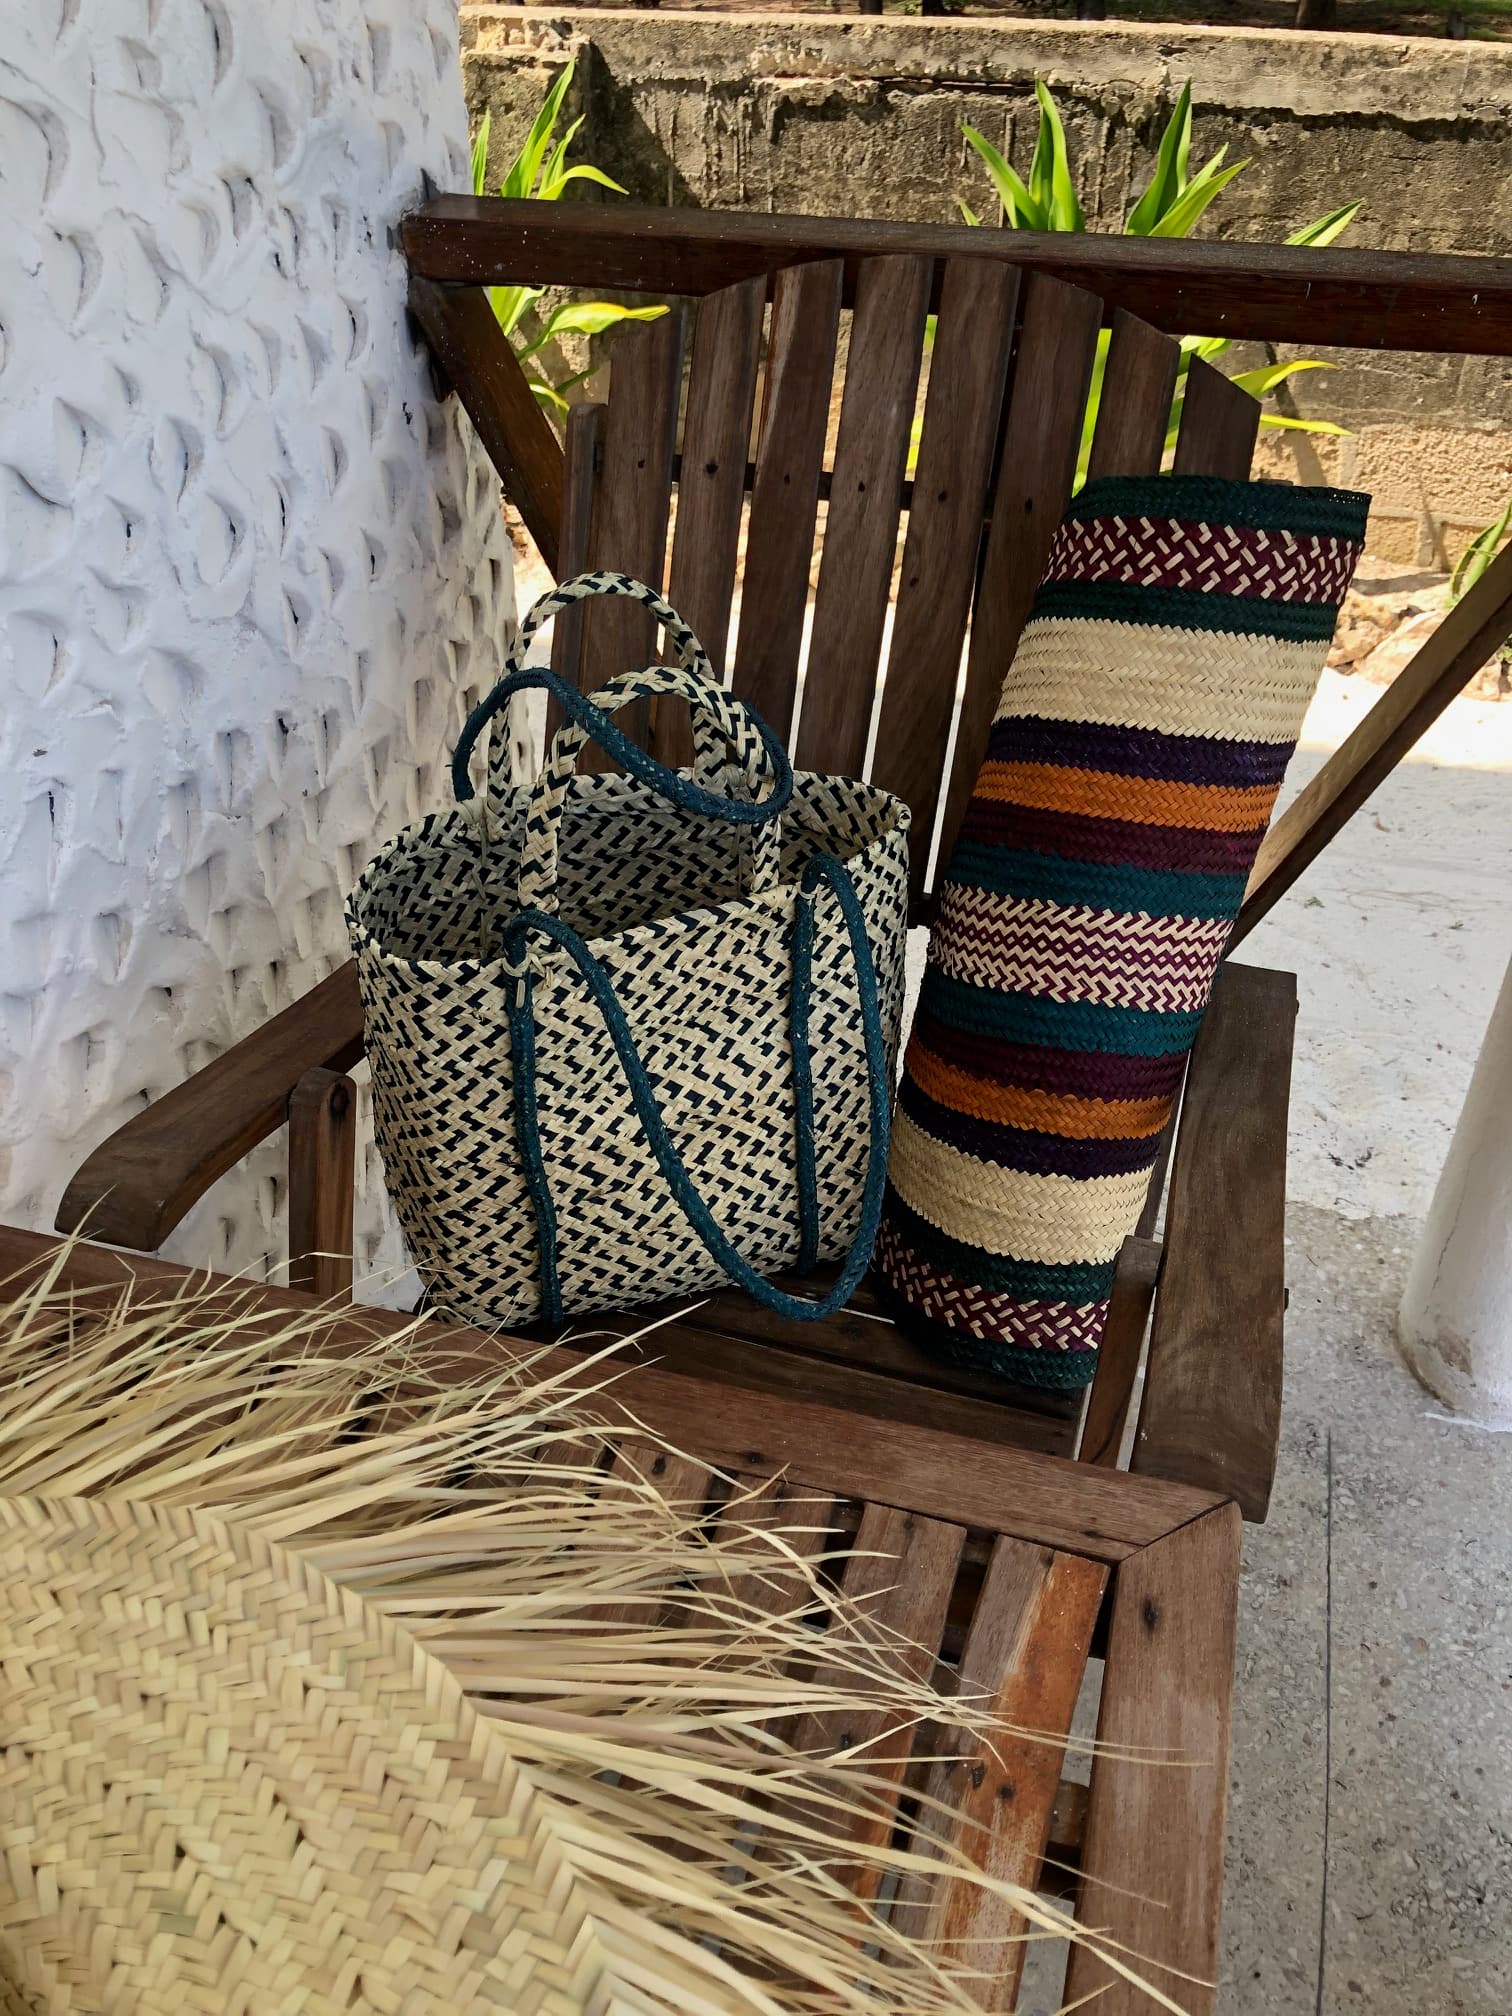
[0,1494,605,2016]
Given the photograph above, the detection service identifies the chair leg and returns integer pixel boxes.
[287,1067,356,1301]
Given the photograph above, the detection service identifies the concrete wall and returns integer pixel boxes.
[1,0,513,1285]
[464,6,1512,566]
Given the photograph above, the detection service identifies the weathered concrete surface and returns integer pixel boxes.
[464,7,1512,563]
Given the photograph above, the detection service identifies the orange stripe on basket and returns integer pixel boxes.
[975,761,1280,833]
[908,1043,1170,1141]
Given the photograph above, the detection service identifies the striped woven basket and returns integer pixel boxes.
[349,573,910,1330]
[877,475,1370,1390]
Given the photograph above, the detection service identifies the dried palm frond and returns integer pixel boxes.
[0,1245,1184,2015]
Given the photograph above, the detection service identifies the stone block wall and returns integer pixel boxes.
[464,5,1512,566]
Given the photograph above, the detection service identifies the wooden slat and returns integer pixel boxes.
[730,260,843,742]
[1235,535,1512,942]
[547,1310,1078,1456]
[1063,1505,1243,2016]
[579,305,688,763]
[546,400,605,741]
[1134,961,1297,1522]
[407,275,563,573]
[0,1229,1229,1563]
[657,276,766,769]
[789,1504,964,1899]
[936,274,1102,883]
[1078,1234,1162,1470]
[715,1471,839,1617]
[1172,355,1260,477]
[871,258,1020,898]
[579,1445,714,1626]
[663,1276,1084,1445]
[896,1541,1109,2009]
[403,196,1512,356]
[796,254,932,777]
[1085,309,1180,481]
[56,962,365,1252]
[286,1067,356,1302]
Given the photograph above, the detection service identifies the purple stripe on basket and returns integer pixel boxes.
[909,1009,1190,1101]
[960,798,1265,876]
[987,716,1294,789]
[899,1075,1161,1177]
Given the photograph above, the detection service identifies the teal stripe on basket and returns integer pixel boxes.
[943,840,1245,921]
[883,1185,1120,1303]
[1032,579,1342,641]
[1065,475,1372,543]
[921,969,1204,1056]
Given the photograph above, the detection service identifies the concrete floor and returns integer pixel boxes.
[1220,674,1512,2014]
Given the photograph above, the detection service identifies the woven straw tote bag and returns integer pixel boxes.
[349,572,911,1330]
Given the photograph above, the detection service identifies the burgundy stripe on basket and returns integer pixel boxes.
[1041,515,1361,605]
[908,1009,1190,1102]
[986,716,1296,789]
[959,798,1265,876]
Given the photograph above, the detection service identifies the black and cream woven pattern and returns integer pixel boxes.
[349,579,911,1331]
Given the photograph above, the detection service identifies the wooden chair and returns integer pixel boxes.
[55,224,1308,1520]
[2,1221,1250,2016]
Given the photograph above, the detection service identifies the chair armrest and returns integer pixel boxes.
[57,963,365,1253]
[1132,961,1298,1522]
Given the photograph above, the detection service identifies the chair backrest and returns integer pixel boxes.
[545,256,1261,908]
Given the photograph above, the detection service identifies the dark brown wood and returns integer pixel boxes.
[937,274,1102,881]
[578,306,688,762]
[407,275,564,573]
[1085,310,1181,482]
[0,1229,1230,1563]
[871,258,1020,898]
[730,260,843,741]
[1172,355,1261,477]
[663,1273,1083,1443]
[1135,962,1297,1522]
[716,1471,840,1616]
[1064,1505,1243,2015]
[790,1504,964,1898]
[540,1309,1078,1456]
[796,254,932,776]
[1235,536,1512,943]
[56,963,365,1252]
[546,400,605,738]
[896,1541,1108,2008]
[657,277,766,768]
[402,197,1512,357]
[287,1067,356,1302]
[581,1446,715,1625]
[1079,1235,1162,1469]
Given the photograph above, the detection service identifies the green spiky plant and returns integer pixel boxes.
[472,60,667,419]
[960,82,1361,482]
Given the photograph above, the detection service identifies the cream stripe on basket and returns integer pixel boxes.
[889,1108,1148,1266]
[996,617,1323,742]
[932,887,1232,1014]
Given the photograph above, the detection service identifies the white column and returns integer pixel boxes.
[1399,950,1512,1429]
[0,0,513,1288]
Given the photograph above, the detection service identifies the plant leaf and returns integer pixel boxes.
[957,196,982,227]
[1229,359,1335,399]
[488,282,541,339]
[1146,153,1249,238]
[502,58,575,200]
[962,123,1040,229]
[470,109,492,199]
[1125,82,1191,236]
[537,163,629,201]
[1256,412,1351,436]
[1452,497,1512,600]
[516,300,669,359]
[1286,202,1362,248]
[1031,80,1085,232]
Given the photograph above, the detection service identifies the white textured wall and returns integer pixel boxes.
[0,0,513,1284]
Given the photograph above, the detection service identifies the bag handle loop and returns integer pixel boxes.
[502,850,889,1325]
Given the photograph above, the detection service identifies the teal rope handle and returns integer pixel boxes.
[502,850,890,1325]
